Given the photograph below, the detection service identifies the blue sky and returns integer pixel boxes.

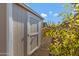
[27,3,69,24]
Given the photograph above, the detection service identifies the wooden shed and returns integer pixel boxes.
[0,3,43,56]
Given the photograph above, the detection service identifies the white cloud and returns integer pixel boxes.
[41,13,47,17]
[53,13,59,17]
[49,11,53,14]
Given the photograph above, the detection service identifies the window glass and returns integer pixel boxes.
[30,35,38,50]
[30,17,39,33]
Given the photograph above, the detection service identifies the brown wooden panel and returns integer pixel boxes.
[0,4,7,56]
[12,3,43,56]
[24,13,27,56]
[13,4,27,56]
[13,4,18,55]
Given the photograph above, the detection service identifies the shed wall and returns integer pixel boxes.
[12,4,27,56]
[27,11,43,55]
[0,4,7,56]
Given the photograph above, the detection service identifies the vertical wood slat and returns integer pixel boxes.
[12,4,43,56]
[13,4,26,56]
[0,3,43,56]
[13,4,18,55]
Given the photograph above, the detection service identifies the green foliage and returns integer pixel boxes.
[42,18,79,56]
[42,4,79,56]
[64,4,70,9]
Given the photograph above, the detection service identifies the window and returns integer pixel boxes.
[30,17,39,33]
[29,17,39,50]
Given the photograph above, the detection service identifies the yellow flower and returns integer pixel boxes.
[69,24,72,28]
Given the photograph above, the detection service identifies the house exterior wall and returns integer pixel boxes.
[0,4,7,56]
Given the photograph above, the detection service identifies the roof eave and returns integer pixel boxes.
[15,3,44,20]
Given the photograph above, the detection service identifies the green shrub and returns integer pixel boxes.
[42,16,79,56]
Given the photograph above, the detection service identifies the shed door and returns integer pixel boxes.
[27,17,39,55]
